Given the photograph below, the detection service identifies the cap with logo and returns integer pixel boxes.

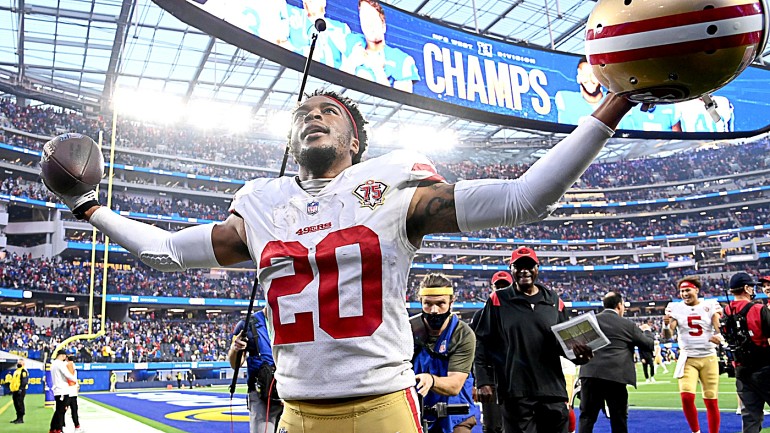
[729,272,758,291]
[510,247,539,265]
[491,271,513,285]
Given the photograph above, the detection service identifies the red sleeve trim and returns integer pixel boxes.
[411,163,445,182]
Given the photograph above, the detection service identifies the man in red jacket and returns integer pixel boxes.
[725,272,770,433]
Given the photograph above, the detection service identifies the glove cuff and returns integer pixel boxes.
[69,190,100,220]
[73,199,100,220]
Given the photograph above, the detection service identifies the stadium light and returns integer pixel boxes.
[113,89,184,124]
[265,111,292,137]
[185,100,253,132]
[396,125,457,150]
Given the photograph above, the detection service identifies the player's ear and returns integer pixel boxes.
[349,137,360,160]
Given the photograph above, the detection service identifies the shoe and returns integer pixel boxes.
[10,419,18,423]
[650,377,656,383]
[645,378,650,383]
[75,427,85,433]
[736,408,742,415]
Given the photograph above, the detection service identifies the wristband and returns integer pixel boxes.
[73,199,100,220]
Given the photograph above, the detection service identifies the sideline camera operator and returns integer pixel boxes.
[229,308,282,433]
[724,272,770,433]
[411,273,480,433]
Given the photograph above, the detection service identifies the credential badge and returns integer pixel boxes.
[353,180,388,209]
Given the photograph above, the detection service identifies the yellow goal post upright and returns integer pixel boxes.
[48,109,120,404]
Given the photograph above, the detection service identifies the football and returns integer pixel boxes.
[40,133,104,195]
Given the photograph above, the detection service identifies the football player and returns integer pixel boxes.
[44,90,634,433]
[665,277,723,433]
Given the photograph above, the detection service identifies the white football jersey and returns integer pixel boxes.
[230,150,444,399]
[677,96,734,132]
[665,299,722,357]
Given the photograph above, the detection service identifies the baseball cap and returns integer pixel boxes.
[491,271,513,286]
[729,272,758,290]
[758,275,770,283]
[510,247,539,265]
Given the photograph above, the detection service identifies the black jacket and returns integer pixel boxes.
[579,309,654,387]
[473,282,569,401]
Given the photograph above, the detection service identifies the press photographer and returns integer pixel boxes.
[722,272,770,433]
[411,273,480,433]
[229,308,282,433]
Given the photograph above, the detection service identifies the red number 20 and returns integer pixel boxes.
[261,226,384,345]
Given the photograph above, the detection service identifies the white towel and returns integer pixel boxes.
[674,351,688,379]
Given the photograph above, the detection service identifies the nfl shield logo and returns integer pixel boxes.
[307,201,319,215]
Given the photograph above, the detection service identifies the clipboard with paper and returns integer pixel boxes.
[551,311,610,359]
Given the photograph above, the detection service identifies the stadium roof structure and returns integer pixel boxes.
[0,0,765,163]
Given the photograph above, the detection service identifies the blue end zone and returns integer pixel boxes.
[85,390,250,433]
[84,390,770,433]
[576,407,770,433]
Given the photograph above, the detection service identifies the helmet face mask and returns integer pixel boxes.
[585,0,770,103]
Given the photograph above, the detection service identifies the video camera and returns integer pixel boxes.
[423,402,470,419]
[421,401,470,432]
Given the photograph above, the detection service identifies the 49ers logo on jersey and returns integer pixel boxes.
[353,180,388,209]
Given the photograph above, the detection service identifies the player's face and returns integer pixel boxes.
[679,285,699,305]
[762,282,770,294]
[511,259,538,288]
[421,295,452,315]
[577,62,601,97]
[359,2,386,44]
[290,96,359,173]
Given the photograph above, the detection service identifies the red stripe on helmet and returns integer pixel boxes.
[588,31,762,65]
[586,2,762,41]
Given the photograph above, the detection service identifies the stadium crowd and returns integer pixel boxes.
[1,248,766,303]
[2,98,770,192]
[1,314,234,363]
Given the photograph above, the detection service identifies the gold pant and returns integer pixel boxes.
[278,388,423,433]
[679,354,720,399]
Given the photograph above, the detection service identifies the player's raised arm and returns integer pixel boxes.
[40,134,251,271]
[407,93,635,243]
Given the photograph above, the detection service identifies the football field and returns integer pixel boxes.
[1,368,770,433]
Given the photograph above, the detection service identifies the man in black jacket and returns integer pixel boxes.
[470,271,512,433]
[578,292,654,433]
[474,247,592,433]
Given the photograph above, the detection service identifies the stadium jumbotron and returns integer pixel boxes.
[2,0,770,432]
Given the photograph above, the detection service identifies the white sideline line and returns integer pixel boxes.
[63,397,164,433]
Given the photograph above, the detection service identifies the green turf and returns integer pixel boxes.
[0,393,53,432]
[627,364,770,432]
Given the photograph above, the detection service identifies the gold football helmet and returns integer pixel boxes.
[585,0,770,103]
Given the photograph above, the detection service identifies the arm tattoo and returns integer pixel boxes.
[424,189,455,218]
[409,183,459,240]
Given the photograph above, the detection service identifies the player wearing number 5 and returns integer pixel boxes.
[40,90,634,433]
[664,276,723,433]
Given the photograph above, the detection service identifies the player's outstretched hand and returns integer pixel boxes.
[592,92,637,130]
[40,133,103,219]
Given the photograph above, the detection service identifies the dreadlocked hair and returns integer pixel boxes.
[305,89,369,164]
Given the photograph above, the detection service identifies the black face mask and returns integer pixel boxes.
[16,363,21,369]
[423,311,451,330]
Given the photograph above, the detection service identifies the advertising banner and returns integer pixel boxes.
[164,0,770,137]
